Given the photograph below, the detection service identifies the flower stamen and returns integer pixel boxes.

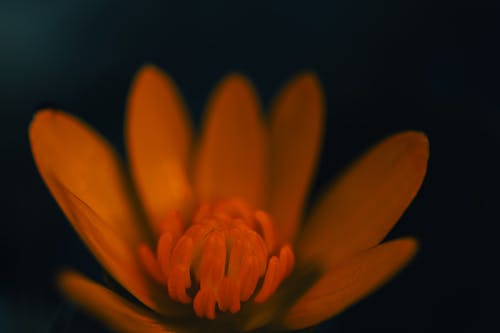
[137,199,295,319]
[138,244,164,283]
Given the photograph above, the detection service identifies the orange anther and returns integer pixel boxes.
[170,235,193,268]
[254,256,279,303]
[192,203,212,224]
[217,277,240,313]
[138,244,164,283]
[194,288,216,319]
[199,231,226,288]
[227,238,245,277]
[244,230,268,274]
[238,255,260,301]
[279,244,295,278]
[214,198,253,223]
[185,223,212,244]
[167,266,191,304]
[148,200,295,319]
[158,210,184,239]
[157,233,174,278]
[167,236,193,303]
[254,210,276,252]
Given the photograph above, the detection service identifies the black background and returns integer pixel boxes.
[0,0,499,332]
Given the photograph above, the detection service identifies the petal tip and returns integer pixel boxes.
[284,71,324,101]
[30,108,59,126]
[397,131,429,153]
[217,73,254,94]
[131,64,171,89]
[407,131,430,171]
[388,131,430,175]
[56,269,87,300]
[273,71,325,122]
[206,72,260,117]
[57,269,76,286]
[136,63,163,76]
[408,130,429,144]
[293,70,322,89]
[29,109,66,141]
[395,236,420,261]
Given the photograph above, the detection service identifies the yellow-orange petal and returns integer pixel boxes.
[58,271,175,333]
[29,110,149,247]
[47,178,171,312]
[283,238,418,330]
[126,65,194,232]
[194,74,267,208]
[268,72,324,244]
[297,131,429,267]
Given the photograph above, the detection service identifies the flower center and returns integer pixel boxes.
[137,199,295,319]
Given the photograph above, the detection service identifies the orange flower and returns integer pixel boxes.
[29,65,428,332]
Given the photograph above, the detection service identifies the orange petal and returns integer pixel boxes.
[58,271,175,333]
[194,74,267,208]
[297,131,429,267]
[30,110,149,247]
[126,65,194,231]
[268,72,324,244]
[283,238,418,330]
[47,178,172,313]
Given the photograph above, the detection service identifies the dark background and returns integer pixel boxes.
[0,0,499,332]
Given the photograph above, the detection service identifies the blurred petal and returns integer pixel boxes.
[29,110,149,246]
[48,178,173,313]
[298,131,429,266]
[195,74,267,207]
[58,271,175,333]
[268,72,324,244]
[126,65,194,231]
[240,262,321,332]
[283,238,418,330]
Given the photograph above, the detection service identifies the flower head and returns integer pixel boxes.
[29,65,428,332]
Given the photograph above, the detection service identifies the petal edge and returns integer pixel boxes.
[268,72,325,244]
[298,131,428,267]
[194,74,267,208]
[283,238,418,330]
[30,110,149,245]
[126,65,194,232]
[58,271,175,333]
